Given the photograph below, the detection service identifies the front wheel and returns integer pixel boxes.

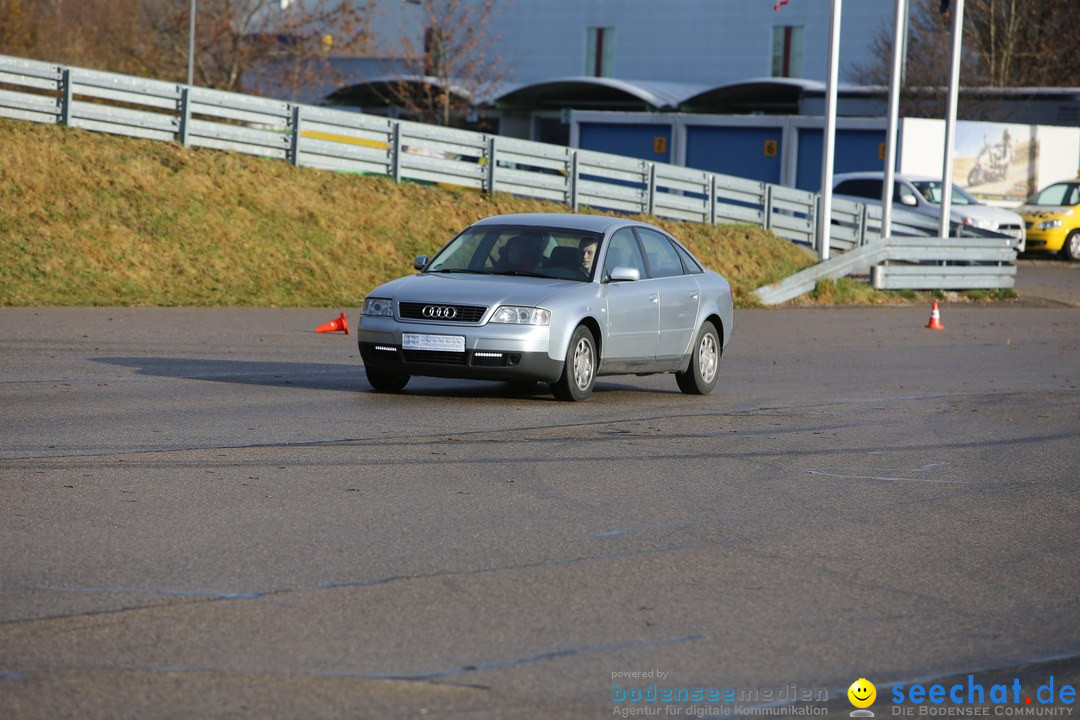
[676,321,721,395]
[365,366,410,392]
[552,325,596,402]
[1061,229,1080,262]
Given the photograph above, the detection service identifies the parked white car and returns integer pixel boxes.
[833,171,1026,251]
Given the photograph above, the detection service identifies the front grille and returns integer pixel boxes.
[399,302,487,323]
[402,349,467,365]
[998,224,1023,240]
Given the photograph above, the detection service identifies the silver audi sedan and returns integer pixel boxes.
[356,213,733,401]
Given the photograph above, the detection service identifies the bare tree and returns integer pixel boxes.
[964,0,1080,87]
[1,0,155,75]
[853,0,1080,116]
[0,0,372,100]
[145,0,372,96]
[0,0,38,57]
[378,0,512,127]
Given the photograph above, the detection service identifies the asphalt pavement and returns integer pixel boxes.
[0,261,1077,719]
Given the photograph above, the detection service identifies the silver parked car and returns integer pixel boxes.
[833,171,1026,251]
[356,213,734,401]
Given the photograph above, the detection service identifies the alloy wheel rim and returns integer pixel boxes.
[699,334,718,384]
[1071,233,1080,257]
[573,338,594,390]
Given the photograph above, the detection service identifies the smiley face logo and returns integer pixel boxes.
[848,678,877,709]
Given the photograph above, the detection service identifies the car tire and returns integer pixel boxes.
[676,321,721,395]
[1061,230,1080,262]
[365,367,410,392]
[552,325,596,402]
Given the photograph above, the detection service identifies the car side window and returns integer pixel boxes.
[602,228,646,281]
[636,228,685,278]
[834,179,880,199]
[672,242,703,274]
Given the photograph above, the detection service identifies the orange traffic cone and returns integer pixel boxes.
[925,302,944,330]
[316,312,349,335]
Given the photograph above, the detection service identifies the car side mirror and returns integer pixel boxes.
[413,255,429,271]
[899,195,917,207]
[607,266,641,282]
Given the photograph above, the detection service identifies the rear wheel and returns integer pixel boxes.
[1061,229,1080,262]
[365,367,410,392]
[552,325,596,402]
[676,321,720,395]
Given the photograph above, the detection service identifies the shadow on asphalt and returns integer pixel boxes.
[92,356,655,400]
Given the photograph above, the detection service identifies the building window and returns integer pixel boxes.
[771,25,804,78]
[585,27,614,77]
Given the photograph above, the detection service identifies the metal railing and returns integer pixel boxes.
[0,53,1017,298]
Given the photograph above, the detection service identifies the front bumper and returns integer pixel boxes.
[357,316,565,383]
[1023,227,1068,253]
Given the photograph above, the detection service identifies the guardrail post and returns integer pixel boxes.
[708,174,718,226]
[762,185,773,231]
[485,135,497,195]
[568,150,579,212]
[858,204,869,245]
[59,69,73,126]
[177,86,192,146]
[645,162,656,217]
[390,122,402,183]
[288,105,302,166]
[812,195,822,255]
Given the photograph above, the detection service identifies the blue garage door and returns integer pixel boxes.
[796,128,887,191]
[578,123,672,163]
[684,126,784,185]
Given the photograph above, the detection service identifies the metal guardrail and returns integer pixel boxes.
[0,53,1017,299]
[754,235,1017,304]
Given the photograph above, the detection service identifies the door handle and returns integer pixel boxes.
[690,291,699,299]
[649,294,659,303]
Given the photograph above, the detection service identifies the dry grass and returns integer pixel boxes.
[0,118,822,308]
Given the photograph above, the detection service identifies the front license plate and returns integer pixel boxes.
[402,333,466,352]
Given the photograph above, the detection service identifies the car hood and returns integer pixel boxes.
[368,272,583,308]
[1016,205,1074,221]
[949,204,1023,224]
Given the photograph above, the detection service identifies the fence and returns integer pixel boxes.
[754,236,1017,304]
[0,53,1017,297]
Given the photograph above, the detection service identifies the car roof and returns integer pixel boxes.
[470,213,649,235]
[833,171,940,183]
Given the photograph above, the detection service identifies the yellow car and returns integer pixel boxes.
[1017,179,1080,261]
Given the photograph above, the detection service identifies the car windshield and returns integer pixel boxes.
[911,181,979,206]
[424,225,603,282]
[1027,182,1080,207]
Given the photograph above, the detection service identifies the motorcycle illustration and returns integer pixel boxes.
[967,130,1013,187]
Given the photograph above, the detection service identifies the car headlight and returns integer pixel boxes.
[490,306,550,326]
[961,217,994,229]
[361,297,394,317]
[1037,219,1062,230]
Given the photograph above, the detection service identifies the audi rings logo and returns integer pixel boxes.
[422,305,457,319]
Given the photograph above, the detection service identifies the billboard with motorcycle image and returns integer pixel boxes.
[954,122,1035,203]
[900,118,1078,207]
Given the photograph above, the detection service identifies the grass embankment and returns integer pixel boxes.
[0,118,817,308]
[0,118,1011,308]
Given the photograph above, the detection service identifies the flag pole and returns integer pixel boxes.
[938,0,965,238]
[881,0,907,239]
[816,0,842,261]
